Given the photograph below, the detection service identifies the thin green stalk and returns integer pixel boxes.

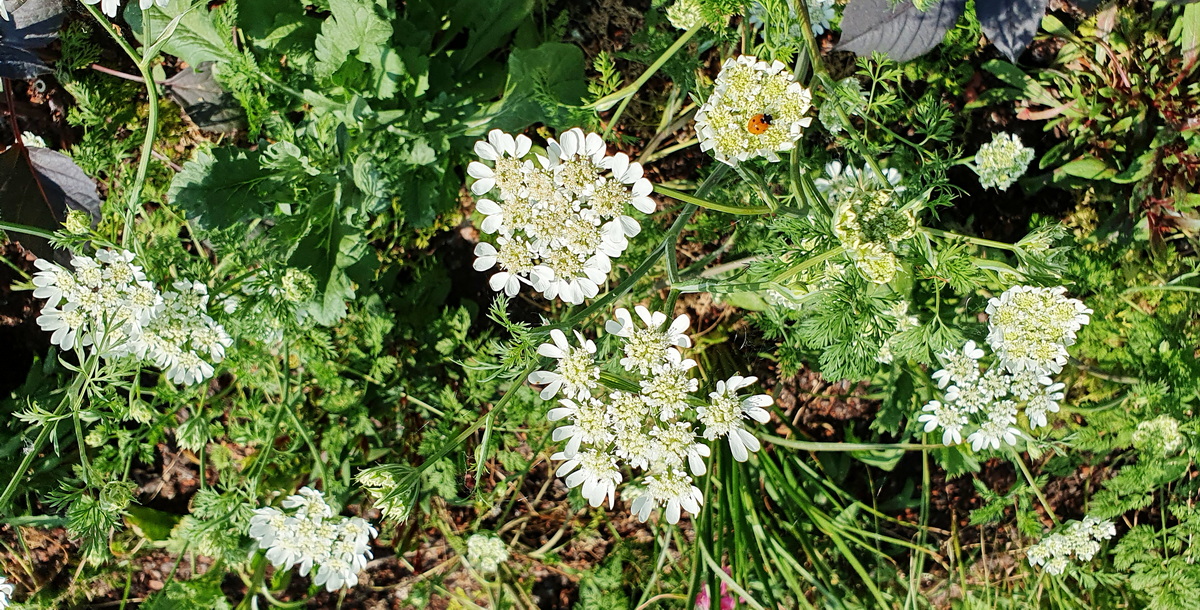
[633,528,673,608]
[1011,450,1059,525]
[0,395,73,511]
[762,434,937,452]
[590,24,701,111]
[602,94,635,140]
[0,221,57,241]
[83,3,161,248]
[409,362,537,477]
[1122,284,1200,295]
[921,227,1018,252]
[907,440,932,610]
[654,185,772,215]
[770,245,847,283]
[734,165,780,211]
[698,543,766,610]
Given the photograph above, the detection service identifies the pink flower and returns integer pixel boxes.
[695,567,737,609]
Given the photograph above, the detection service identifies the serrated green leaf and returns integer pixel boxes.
[314,0,393,78]
[168,147,271,230]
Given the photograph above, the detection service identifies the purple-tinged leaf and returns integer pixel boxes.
[837,0,967,63]
[0,145,101,260]
[977,0,1051,61]
[0,0,65,79]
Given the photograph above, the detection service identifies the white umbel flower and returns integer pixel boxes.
[548,396,614,458]
[917,400,967,445]
[973,133,1035,190]
[918,335,1076,449]
[639,350,700,421]
[553,448,622,508]
[1027,516,1116,575]
[466,534,509,573]
[249,487,377,592]
[0,574,12,609]
[135,281,233,386]
[1133,415,1185,456]
[468,130,534,199]
[698,375,772,461]
[32,250,230,385]
[470,128,655,304]
[605,306,692,375]
[695,55,814,166]
[632,467,703,524]
[537,305,771,526]
[815,160,904,205]
[985,285,1092,375]
[530,329,600,400]
[931,340,985,388]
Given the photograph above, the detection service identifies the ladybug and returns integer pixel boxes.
[747,113,773,135]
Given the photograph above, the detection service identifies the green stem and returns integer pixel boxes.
[655,185,770,215]
[409,362,538,478]
[734,165,779,211]
[0,221,57,241]
[0,398,72,511]
[590,24,700,111]
[1011,450,1059,525]
[763,434,937,452]
[770,245,846,283]
[698,542,766,610]
[921,227,1018,252]
[1122,284,1200,296]
[83,3,161,248]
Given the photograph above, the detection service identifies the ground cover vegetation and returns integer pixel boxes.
[0,0,1197,607]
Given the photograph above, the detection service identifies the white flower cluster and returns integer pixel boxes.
[356,468,415,523]
[877,300,920,365]
[532,306,773,524]
[465,534,510,573]
[1133,415,1185,457]
[248,487,377,592]
[985,285,1092,375]
[666,0,705,30]
[918,286,1091,451]
[817,161,914,284]
[973,132,1035,191]
[818,77,867,135]
[1027,516,1116,575]
[83,0,171,18]
[695,56,813,166]
[470,128,655,304]
[33,250,231,386]
[0,574,12,609]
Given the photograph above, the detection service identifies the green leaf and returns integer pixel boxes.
[290,217,376,326]
[126,3,238,67]
[124,506,181,542]
[452,0,535,72]
[168,148,270,230]
[1056,155,1116,181]
[484,42,587,132]
[314,0,393,78]
[236,0,322,58]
